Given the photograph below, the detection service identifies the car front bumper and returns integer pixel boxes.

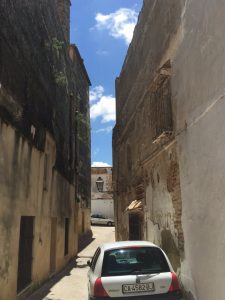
[90,291,183,300]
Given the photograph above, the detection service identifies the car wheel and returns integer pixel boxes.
[107,221,112,226]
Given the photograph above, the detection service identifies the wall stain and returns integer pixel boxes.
[161,229,180,271]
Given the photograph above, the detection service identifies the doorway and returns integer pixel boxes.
[64,218,69,256]
[129,213,142,240]
[49,217,57,274]
[82,211,85,233]
[17,216,34,293]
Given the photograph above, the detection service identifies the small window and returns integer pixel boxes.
[91,247,101,272]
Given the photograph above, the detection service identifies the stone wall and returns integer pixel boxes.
[116,0,185,124]
[114,0,225,299]
[113,0,185,296]
[91,167,114,219]
[0,0,83,182]
[144,143,184,272]
[69,45,91,209]
[0,123,77,300]
[56,0,71,42]
[0,1,91,298]
[172,0,225,299]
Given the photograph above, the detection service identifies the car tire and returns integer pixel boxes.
[107,221,112,226]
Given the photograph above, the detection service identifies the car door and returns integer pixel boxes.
[91,214,97,225]
[95,214,102,225]
[88,247,101,297]
[99,215,107,225]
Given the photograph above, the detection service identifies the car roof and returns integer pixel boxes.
[100,240,159,251]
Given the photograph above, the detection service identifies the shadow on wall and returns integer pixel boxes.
[78,231,94,252]
[161,229,180,272]
[27,259,76,300]
[185,291,196,300]
[28,235,95,299]
[161,230,196,300]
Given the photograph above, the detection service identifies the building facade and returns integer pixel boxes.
[113,1,225,300]
[91,167,114,219]
[0,1,91,299]
[68,44,92,248]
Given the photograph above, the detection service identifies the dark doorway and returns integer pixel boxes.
[82,211,85,233]
[129,213,142,240]
[64,218,69,256]
[17,216,34,293]
[50,217,57,274]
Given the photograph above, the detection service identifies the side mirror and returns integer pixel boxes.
[87,260,91,267]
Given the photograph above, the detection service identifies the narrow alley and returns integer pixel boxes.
[28,226,115,300]
[1,1,225,299]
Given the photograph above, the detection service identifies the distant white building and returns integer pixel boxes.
[91,167,114,219]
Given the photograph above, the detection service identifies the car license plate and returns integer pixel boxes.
[122,283,155,294]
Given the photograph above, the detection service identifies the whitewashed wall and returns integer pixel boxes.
[91,199,114,219]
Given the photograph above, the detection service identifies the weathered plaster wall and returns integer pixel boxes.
[0,1,91,297]
[91,200,114,219]
[171,0,225,299]
[77,207,91,237]
[113,0,185,296]
[114,0,225,299]
[145,143,183,272]
[0,122,77,300]
[116,0,185,124]
[69,45,91,209]
[0,0,86,183]
[91,167,113,194]
[56,0,71,42]
[91,167,114,219]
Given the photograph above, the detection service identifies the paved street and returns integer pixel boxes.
[28,226,115,300]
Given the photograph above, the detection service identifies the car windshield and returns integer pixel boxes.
[102,247,170,277]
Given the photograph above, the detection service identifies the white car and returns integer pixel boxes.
[87,241,183,300]
[91,214,114,226]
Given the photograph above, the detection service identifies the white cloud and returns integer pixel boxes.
[91,95,115,123]
[93,148,100,156]
[94,126,113,134]
[96,50,109,56]
[90,85,104,103]
[92,162,111,167]
[90,86,115,123]
[94,8,138,45]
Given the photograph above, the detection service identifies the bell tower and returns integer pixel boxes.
[56,0,71,43]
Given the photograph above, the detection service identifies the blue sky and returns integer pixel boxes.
[70,0,143,167]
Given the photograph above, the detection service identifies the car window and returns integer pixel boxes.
[90,247,101,272]
[102,247,170,277]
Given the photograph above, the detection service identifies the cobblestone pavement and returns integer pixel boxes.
[28,226,115,300]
